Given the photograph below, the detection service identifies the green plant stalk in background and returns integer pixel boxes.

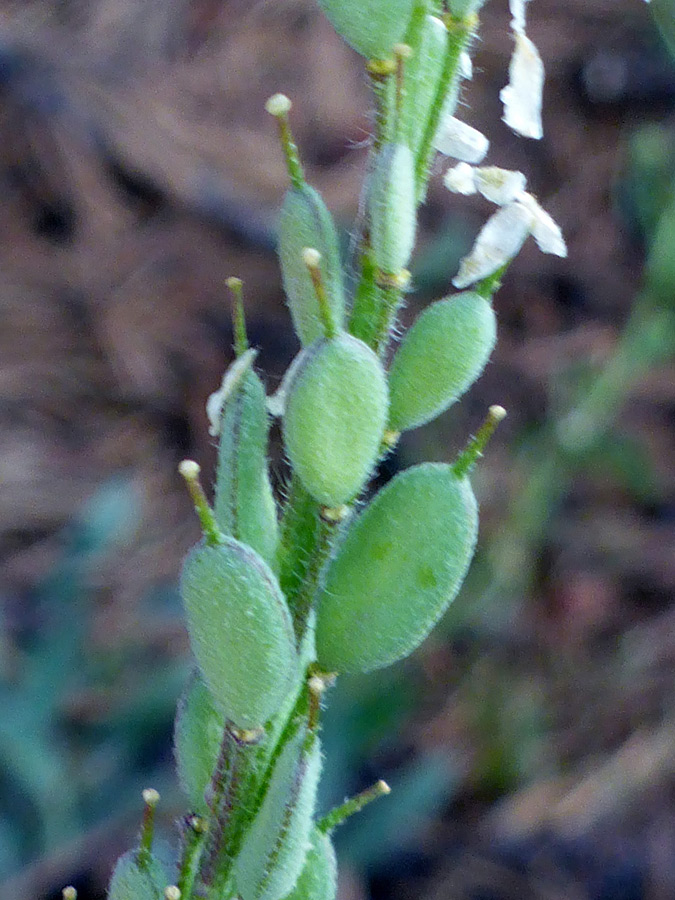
[92,2,579,900]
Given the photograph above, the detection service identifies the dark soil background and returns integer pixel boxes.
[0,2,674,899]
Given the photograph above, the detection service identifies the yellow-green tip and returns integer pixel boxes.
[165,888,181,900]
[178,460,200,481]
[62,889,77,900]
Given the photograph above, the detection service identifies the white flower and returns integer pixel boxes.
[452,192,567,288]
[501,0,544,139]
[459,51,473,81]
[434,116,489,163]
[444,164,528,205]
[443,162,477,195]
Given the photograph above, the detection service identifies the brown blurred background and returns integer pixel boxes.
[0,1,674,899]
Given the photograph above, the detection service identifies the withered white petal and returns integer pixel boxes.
[459,51,473,81]
[206,349,258,436]
[452,202,533,288]
[474,166,527,205]
[518,193,568,257]
[509,0,529,34]
[443,162,477,195]
[434,116,490,163]
[500,32,544,140]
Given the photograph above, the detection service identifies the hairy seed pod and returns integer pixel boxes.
[316,463,478,673]
[369,143,417,276]
[388,292,496,432]
[279,184,345,346]
[181,539,298,729]
[317,0,416,59]
[402,16,448,154]
[282,333,388,507]
[174,670,224,813]
[234,723,322,900]
[108,850,168,900]
[209,354,279,568]
[283,827,337,900]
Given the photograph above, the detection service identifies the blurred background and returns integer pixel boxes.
[0,1,674,898]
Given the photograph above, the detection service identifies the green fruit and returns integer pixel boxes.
[282,828,337,900]
[235,723,322,900]
[279,184,345,346]
[388,292,496,432]
[181,539,298,729]
[316,463,478,673]
[402,16,448,154]
[317,0,417,59]
[211,354,279,568]
[282,333,388,506]
[108,850,168,900]
[174,670,224,813]
[369,143,417,276]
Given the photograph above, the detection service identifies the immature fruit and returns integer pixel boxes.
[388,292,496,432]
[108,850,168,900]
[402,16,448,154]
[235,722,322,900]
[181,539,298,729]
[317,0,416,59]
[283,827,337,900]
[211,356,279,568]
[369,143,417,276]
[316,463,478,673]
[282,333,388,507]
[279,184,345,346]
[174,670,224,813]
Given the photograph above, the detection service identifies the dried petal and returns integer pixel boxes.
[434,116,489,163]
[500,32,544,139]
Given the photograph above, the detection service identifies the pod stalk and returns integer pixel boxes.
[318,779,391,833]
[302,248,337,339]
[138,788,160,868]
[226,277,249,357]
[266,93,305,188]
[179,461,223,547]
[453,405,507,478]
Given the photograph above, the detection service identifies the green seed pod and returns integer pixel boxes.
[448,0,486,16]
[181,539,298,729]
[316,462,478,673]
[282,333,388,507]
[174,670,224,813]
[317,0,416,60]
[283,827,337,900]
[108,850,168,900]
[388,292,496,432]
[401,16,448,154]
[279,184,345,347]
[234,722,322,900]
[369,143,417,276]
[208,351,279,568]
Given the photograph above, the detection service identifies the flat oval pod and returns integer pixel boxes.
[181,539,298,729]
[282,333,388,507]
[388,292,496,432]
[212,361,279,568]
[282,827,337,900]
[317,0,416,60]
[108,850,168,900]
[235,724,322,900]
[369,143,417,276]
[279,184,345,347]
[401,16,448,154]
[174,670,224,813]
[315,463,478,673]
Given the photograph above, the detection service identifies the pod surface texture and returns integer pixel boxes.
[283,827,337,900]
[283,334,388,507]
[388,292,496,431]
[108,851,168,900]
[317,0,416,59]
[279,184,345,347]
[174,670,224,813]
[316,463,478,673]
[181,539,297,728]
